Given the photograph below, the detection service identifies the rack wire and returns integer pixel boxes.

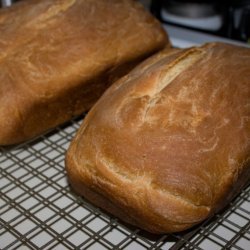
[0,115,249,250]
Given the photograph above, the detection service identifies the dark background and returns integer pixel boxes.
[150,0,250,43]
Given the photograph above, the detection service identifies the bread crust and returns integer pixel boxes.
[0,0,168,145]
[66,43,250,233]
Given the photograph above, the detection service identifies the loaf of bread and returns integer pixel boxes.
[0,0,168,145]
[66,43,250,233]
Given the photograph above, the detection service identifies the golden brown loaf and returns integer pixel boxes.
[0,0,168,145]
[66,43,250,234]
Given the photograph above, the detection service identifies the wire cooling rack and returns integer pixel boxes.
[0,115,249,250]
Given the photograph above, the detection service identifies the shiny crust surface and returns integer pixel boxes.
[0,0,168,145]
[66,43,250,233]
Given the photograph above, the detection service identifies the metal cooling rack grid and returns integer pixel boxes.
[0,115,249,250]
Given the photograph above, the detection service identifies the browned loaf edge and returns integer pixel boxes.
[66,42,250,234]
[0,0,169,145]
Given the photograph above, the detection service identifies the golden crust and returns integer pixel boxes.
[66,42,250,233]
[0,0,168,145]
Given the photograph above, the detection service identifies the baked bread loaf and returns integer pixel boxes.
[66,43,250,233]
[0,0,168,145]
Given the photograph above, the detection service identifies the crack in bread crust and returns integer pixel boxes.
[97,154,210,211]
